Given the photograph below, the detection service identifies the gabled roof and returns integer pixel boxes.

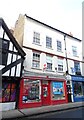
[25,14,81,42]
[0,18,26,57]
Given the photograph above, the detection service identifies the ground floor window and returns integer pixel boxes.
[0,87,2,102]
[51,81,65,100]
[22,79,41,103]
[2,82,16,102]
[73,81,84,97]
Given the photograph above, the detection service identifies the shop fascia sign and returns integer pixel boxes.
[71,76,84,81]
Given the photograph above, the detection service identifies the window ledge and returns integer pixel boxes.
[57,50,63,53]
[46,47,53,50]
[73,55,79,58]
[31,67,42,70]
[45,69,54,72]
[32,42,42,46]
[57,71,64,73]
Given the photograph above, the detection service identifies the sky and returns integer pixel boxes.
[0,0,83,39]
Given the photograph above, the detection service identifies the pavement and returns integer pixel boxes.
[2,101,84,119]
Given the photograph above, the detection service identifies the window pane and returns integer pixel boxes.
[46,56,52,63]
[33,53,40,61]
[32,52,40,68]
[22,80,41,103]
[58,58,63,71]
[2,89,10,102]
[47,63,52,70]
[58,65,63,71]
[32,61,40,68]
[73,82,83,97]
[83,82,84,95]
[72,46,77,56]
[10,89,16,101]
[2,40,9,50]
[2,83,16,102]
[33,32,40,44]
[2,52,8,65]
[52,82,65,100]
[46,55,52,70]
[2,40,9,65]
[46,37,52,48]
[57,41,62,51]
[74,62,80,72]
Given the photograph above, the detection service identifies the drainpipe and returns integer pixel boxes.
[64,35,73,102]
[64,34,68,74]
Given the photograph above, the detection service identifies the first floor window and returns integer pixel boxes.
[51,82,65,100]
[58,58,63,72]
[74,61,80,72]
[46,55,52,71]
[22,79,41,103]
[32,52,40,69]
[73,82,83,97]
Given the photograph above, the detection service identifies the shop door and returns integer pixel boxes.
[42,81,50,106]
[67,84,72,102]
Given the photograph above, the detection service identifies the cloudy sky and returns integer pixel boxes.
[0,0,83,39]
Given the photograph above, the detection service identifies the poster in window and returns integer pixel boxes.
[2,89,10,102]
[23,80,40,103]
[10,89,16,101]
[52,82,63,95]
[0,87,2,102]
[2,83,10,89]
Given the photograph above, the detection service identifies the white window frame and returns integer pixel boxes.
[46,36,52,48]
[57,58,63,72]
[72,46,77,56]
[46,55,52,71]
[32,52,40,69]
[33,32,40,45]
[57,40,62,52]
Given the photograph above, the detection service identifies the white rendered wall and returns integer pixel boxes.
[23,17,82,75]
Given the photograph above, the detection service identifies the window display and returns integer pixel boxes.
[22,79,41,103]
[2,83,16,102]
[73,82,83,97]
[0,87,2,102]
[52,82,65,100]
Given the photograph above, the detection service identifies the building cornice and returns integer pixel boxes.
[25,14,81,42]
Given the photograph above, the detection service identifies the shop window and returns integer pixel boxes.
[51,82,65,100]
[2,83,16,102]
[83,82,84,95]
[22,79,41,103]
[0,87,2,102]
[73,82,83,97]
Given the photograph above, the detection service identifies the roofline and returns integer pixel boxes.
[0,18,26,57]
[25,14,81,41]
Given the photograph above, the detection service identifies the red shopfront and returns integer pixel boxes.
[18,77,68,109]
